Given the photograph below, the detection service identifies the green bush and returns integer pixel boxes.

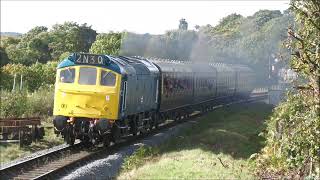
[256,92,320,178]
[122,145,159,172]
[0,61,57,91]
[0,91,28,117]
[0,85,55,118]
[26,85,55,116]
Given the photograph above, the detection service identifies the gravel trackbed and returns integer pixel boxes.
[61,120,198,179]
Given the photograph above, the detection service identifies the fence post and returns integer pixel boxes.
[12,74,16,92]
[20,74,23,91]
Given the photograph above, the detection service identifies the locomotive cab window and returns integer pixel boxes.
[100,70,116,86]
[60,68,75,83]
[79,67,97,85]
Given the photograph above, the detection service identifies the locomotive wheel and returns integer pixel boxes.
[177,112,182,121]
[174,112,180,121]
[111,124,121,143]
[88,125,98,145]
[65,124,75,145]
[153,114,160,129]
[81,136,92,147]
[103,134,111,147]
[154,122,159,129]
[130,117,138,136]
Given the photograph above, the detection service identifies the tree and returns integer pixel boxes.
[255,2,320,178]
[193,10,294,83]
[1,61,57,91]
[120,32,151,56]
[49,22,97,60]
[251,10,282,29]
[209,13,244,35]
[287,0,320,109]
[163,30,198,60]
[0,47,10,66]
[89,32,122,55]
[0,36,20,49]
[5,26,51,65]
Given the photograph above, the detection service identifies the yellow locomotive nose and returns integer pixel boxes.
[53,66,121,120]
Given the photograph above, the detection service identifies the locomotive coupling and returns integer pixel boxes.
[95,118,112,134]
[88,119,113,145]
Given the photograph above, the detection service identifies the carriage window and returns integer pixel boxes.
[101,70,116,86]
[79,67,97,85]
[60,68,75,83]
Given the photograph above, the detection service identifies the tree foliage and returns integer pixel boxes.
[0,47,9,66]
[1,22,97,65]
[119,13,292,83]
[0,12,294,91]
[1,85,54,117]
[0,36,20,49]
[120,32,151,56]
[0,62,57,91]
[256,1,320,178]
[146,30,198,60]
[198,10,293,83]
[90,32,122,55]
[120,30,198,60]
[205,13,244,36]
[256,92,320,178]
[287,0,320,103]
[4,26,50,65]
[49,22,97,60]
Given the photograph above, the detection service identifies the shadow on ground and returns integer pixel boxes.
[157,102,273,159]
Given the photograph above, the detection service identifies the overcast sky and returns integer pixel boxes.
[1,1,289,34]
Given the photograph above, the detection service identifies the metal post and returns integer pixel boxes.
[12,74,16,92]
[268,57,271,80]
[20,75,23,91]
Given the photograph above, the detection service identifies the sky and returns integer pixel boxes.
[1,0,290,35]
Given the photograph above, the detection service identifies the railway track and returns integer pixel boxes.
[0,92,267,180]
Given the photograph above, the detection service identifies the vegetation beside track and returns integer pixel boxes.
[0,85,62,165]
[255,1,320,179]
[0,117,63,165]
[118,102,273,179]
[0,85,54,118]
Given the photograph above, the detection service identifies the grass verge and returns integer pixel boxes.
[118,102,273,179]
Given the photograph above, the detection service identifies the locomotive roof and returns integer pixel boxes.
[57,53,122,73]
[57,53,252,75]
[151,60,193,73]
[147,57,238,74]
[57,53,159,75]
